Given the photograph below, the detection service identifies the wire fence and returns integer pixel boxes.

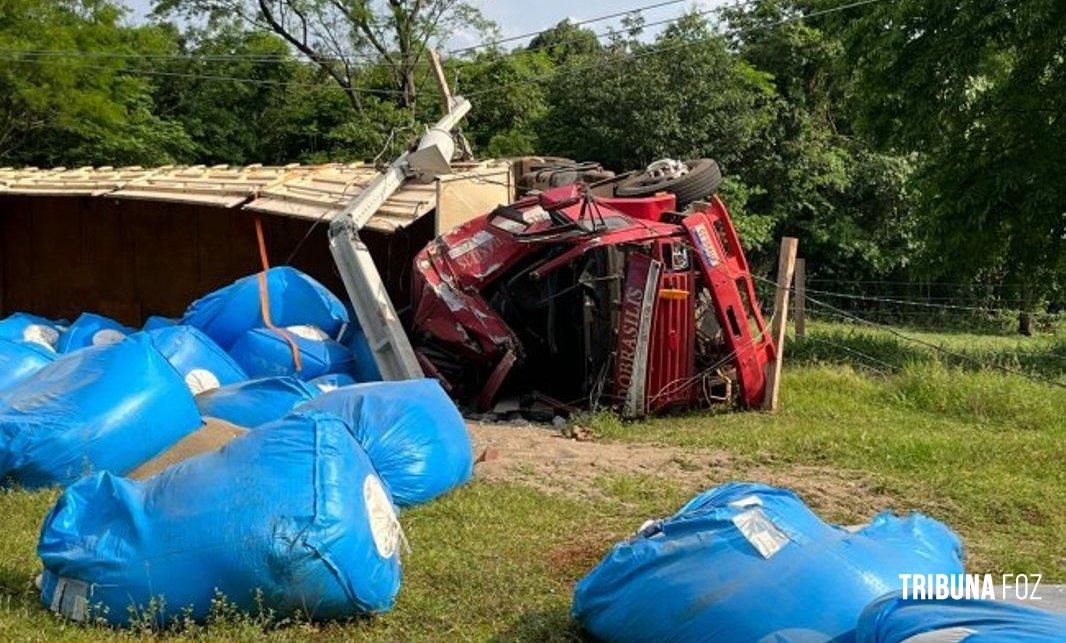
[754,276,1062,335]
[749,273,1065,385]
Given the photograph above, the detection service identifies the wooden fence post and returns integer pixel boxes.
[762,237,799,412]
[794,257,806,339]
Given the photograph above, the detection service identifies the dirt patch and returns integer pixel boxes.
[468,422,899,523]
[129,418,247,480]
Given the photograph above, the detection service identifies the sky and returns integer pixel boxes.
[122,0,721,50]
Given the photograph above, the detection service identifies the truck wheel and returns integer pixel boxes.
[614,158,722,208]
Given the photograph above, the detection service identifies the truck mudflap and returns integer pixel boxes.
[682,197,774,408]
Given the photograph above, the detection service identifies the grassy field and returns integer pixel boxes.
[0,323,1062,641]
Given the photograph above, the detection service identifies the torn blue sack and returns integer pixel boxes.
[0,338,56,391]
[228,326,356,381]
[572,482,965,643]
[858,592,1066,643]
[297,379,473,507]
[0,335,202,489]
[37,410,404,626]
[180,267,348,349]
[56,313,132,353]
[0,312,63,351]
[148,326,247,394]
[195,376,317,428]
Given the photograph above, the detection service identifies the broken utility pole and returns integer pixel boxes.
[328,52,471,381]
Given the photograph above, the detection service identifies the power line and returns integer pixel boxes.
[447,0,694,55]
[0,56,405,94]
[0,48,429,69]
[463,0,890,99]
[0,0,705,64]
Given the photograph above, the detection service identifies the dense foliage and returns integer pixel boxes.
[0,0,1061,305]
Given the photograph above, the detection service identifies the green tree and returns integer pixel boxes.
[153,0,495,111]
[150,25,298,164]
[539,13,780,248]
[723,0,918,278]
[453,50,554,156]
[816,0,1065,306]
[526,19,600,64]
[0,0,193,166]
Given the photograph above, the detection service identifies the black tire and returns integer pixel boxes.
[614,158,722,208]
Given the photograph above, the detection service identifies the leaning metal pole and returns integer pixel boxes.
[328,98,471,381]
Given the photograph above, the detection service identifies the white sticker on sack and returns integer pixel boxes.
[49,577,90,622]
[364,474,400,559]
[316,382,339,393]
[91,329,126,346]
[732,507,790,559]
[286,325,329,341]
[185,369,221,395]
[22,324,59,350]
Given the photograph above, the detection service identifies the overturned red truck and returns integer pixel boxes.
[408,159,774,417]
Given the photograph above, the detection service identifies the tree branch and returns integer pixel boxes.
[256,0,363,113]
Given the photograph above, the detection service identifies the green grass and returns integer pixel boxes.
[790,320,1066,380]
[0,482,685,642]
[589,363,1066,582]
[0,324,1062,640]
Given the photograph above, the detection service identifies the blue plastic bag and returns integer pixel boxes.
[0,335,202,489]
[37,410,403,626]
[0,313,62,350]
[228,326,356,381]
[0,338,56,391]
[858,593,1066,643]
[56,313,132,353]
[297,380,473,507]
[338,319,381,383]
[181,267,348,350]
[195,376,318,428]
[142,316,177,331]
[148,326,247,394]
[572,482,965,643]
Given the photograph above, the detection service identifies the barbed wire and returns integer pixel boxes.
[799,287,1030,314]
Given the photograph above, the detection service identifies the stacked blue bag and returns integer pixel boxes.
[195,376,319,428]
[297,379,473,507]
[142,315,177,331]
[0,312,63,350]
[572,482,965,643]
[0,335,202,489]
[37,410,403,625]
[181,267,348,349]
[0,338,56,391]
[858,593,1066,643]
[229,325,357,381]
[55,313,132,353]
[148,326,248,394]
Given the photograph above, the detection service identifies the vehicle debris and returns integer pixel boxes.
[409,159,775,416]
